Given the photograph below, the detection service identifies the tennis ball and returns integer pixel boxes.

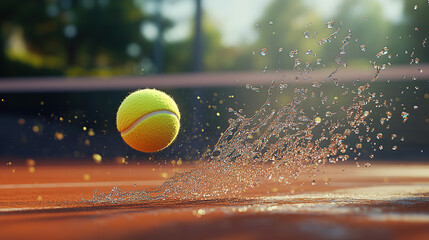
[117,89,180,153]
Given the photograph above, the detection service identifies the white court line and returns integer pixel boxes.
[0,206,63,213]
[0,180,164,190]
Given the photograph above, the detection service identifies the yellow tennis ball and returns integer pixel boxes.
[117,89,180,153]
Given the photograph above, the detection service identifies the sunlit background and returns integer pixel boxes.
[0,0,428,164]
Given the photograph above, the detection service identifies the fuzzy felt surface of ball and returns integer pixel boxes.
[117,89,180,152]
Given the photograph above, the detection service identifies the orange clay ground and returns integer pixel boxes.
[0,161,428,240]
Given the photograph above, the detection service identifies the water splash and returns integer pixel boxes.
[87,65,382,203]
[86,21,396,204]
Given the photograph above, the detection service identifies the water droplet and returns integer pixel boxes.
[391,134,397,140]
[289,50,298,57]
[312,82,321,88]
[326,21,335,29]
[305,49,312,55]
[294,58,302,69]
[360,45,366,52]
[386,111,392,119]
[392,146,398,151]
[304,30,310,39]
[401,111,409,122]
[376,133,383,139]
[260,48,267,56]
[325,111,333,117]
[278,47,283,52]
[414,5,418,10]
[245,84,260,93]
[279,83,288,92]
[414,105,418,110]
[255,24,259,29]
[269,21,274,25]
[316,59,322,65]
[376,47,389,58]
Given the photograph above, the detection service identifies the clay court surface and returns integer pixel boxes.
[1,161,429,240]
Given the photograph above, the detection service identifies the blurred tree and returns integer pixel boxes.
[231,0,428,74]
[245,0,401,75]
[0,1,63,76]
[163,8,240,73]
[243,0,326,73]
[192,0,203,72]
[334,0,400,68]
[0,0,161,77]
[402,0,429,64]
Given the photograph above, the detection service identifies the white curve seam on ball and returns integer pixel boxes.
[120,110,178,135]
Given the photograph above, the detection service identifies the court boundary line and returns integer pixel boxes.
[0,180,164,189]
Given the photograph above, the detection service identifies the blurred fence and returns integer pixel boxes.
[0,65,428,163]
[0,64,428,92]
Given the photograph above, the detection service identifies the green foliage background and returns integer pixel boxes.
[0,0,427,77]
